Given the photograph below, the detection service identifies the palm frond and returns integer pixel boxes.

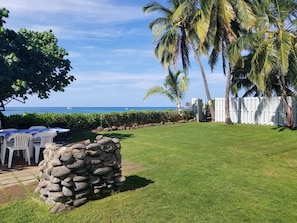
[143,2,172,15]
[278,30,294,75]
[143,86,175,102]
[235,0,256,30]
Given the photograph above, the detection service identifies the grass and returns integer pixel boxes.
[1,122,297,222]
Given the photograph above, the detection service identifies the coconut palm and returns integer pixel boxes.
[231,51,296,98]
[231,0,297,127]
[143,0,216,121]
[198,0,256,124]
[143,68,189,113]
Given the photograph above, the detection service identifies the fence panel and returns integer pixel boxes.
[214,97,295,126]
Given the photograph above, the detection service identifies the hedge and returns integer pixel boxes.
[2,110,194,131]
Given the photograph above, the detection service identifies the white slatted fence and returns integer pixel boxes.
[214,97,297,126]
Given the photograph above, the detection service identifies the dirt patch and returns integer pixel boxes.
[0,184,30,204]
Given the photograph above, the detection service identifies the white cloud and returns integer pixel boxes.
[2,0,145,24]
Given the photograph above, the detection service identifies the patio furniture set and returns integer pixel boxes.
[0,126,70,168]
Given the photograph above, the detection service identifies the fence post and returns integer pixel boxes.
[192,98,203,122]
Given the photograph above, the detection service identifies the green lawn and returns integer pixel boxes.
[1,122,297,222]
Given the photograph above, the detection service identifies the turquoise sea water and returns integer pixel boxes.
[3,107,178,116]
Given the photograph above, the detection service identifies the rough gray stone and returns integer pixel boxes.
[48,192,65,202]
[112,138,120,144]
[86,143,100,150]
[73,197,88,207]
[66,159,85,169]
[46,166,54,176]
[60,152,74,163]
[99,153,111,161]
[39,179,49,188]
[69,143,88,150]
[48,183,62,192]
[72,150,85,160]
[97,137,112,145]
[61,177,74,187]
[73,168,87,174]
[51,158,62,167]
[95,135,103,140]
[73,175,88,182]
[93,167,113,175]
[50,176,62,184]
[85,149,103,157]
[62,186,73,197]
[85,156,102,165]
[74,182,89,192]
[50,202,74,214]
[115,176,126,183]
[41,172,50,181]
[115,150,122,163]
[89,176,101,185]
[74,189,90,199]
[52,166,71,178]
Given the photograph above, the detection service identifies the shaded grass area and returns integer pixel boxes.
[1,122,297,222]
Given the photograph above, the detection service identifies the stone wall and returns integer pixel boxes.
[35,135,126,213]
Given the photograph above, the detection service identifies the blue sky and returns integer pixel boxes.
[2,0,225,107]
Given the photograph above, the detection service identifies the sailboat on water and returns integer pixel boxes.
[67,101,72,110]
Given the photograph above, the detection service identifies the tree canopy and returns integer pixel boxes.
[144,0,297,126]
[0,8,75,111]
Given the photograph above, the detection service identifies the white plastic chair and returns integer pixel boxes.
[28,126,47,153]
[33,131,57,163]
[0,128,17,165]
[1,133,33,168]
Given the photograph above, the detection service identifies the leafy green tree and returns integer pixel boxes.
[143,68,189,113]
[198,0,256,124]
[230,0,297,127]
[0,8,75,112]
[143,0,215,121]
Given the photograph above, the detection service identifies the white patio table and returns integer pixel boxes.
[0,127,70,164]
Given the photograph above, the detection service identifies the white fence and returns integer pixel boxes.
[214,97,297,126]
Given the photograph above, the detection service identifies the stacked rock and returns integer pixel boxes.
[35,136,126,213]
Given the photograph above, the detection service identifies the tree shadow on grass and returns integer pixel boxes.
[271,126,297,132]
[101,132,134,140]
[119,175,154,192]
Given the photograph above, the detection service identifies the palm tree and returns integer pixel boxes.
[143,0,216,121]
[198,0,256,124]
[231,51,296,98]
[231,0,297,127]
[143,68,189,114]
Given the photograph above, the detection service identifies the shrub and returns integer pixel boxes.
[3,110,194,131]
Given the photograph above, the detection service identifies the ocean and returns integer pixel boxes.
[2,107,178,116]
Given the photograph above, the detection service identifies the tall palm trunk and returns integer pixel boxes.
[188,40,215,121]
[177,101,182,115]
[279,75,293,128]
[225,63,232,124]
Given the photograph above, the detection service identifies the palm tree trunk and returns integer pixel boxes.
[225,63,233,124]
[177,102,182,115]
[279,75,293,128]
[283,97,293,128]
[189,42,215,121]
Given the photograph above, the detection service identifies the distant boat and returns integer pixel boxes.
[185,102,192,108]
[67,106,72,110]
